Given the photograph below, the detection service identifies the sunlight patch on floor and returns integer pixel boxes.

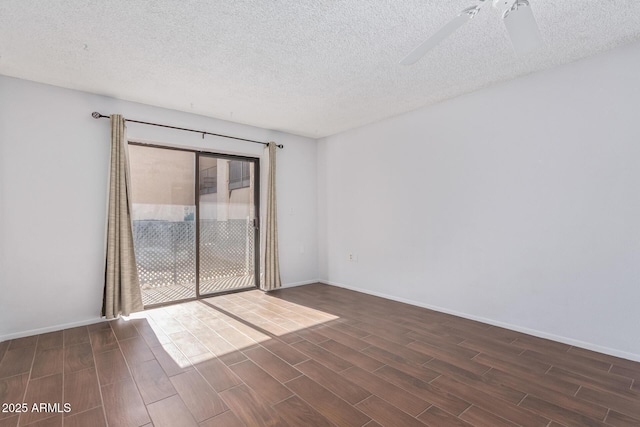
[128,289,339,368]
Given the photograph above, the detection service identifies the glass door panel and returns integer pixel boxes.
[128,145,196,306]
[198,155,258,296]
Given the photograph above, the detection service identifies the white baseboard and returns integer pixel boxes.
[320,280,640,363]
[0,317,107,342]
[1,280,319,342]
[8,278,636,363]
[280,279,321,289]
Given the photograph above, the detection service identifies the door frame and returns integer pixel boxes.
[128,141,261,307]
[195,151,260,298]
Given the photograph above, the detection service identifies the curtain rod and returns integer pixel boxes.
[91,112,283,148]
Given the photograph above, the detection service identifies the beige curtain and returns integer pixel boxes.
[102,115,143,318]
[260,142,281,291]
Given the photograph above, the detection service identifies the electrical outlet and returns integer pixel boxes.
[348,253,358,262]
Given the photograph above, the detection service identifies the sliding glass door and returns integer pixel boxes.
[198,155,258,297]
[128,144,259,306]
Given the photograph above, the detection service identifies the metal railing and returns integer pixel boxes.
[132,219,254,289]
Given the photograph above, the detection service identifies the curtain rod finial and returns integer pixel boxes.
[91,112,102,119]
[277,144,284,149]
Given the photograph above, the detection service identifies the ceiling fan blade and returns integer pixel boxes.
[400,12,473,65]
[503,0,542,56]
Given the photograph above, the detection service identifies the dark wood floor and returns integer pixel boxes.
[1,283,639,427]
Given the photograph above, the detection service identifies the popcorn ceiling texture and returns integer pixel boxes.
[1,0,639,138]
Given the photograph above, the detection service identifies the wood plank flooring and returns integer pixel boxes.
[1,283,639,426]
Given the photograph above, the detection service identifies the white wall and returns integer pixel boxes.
[318,41,640,361]
[0,76,318,340]
[3,42,640,361]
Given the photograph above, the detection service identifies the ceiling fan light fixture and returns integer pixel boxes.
[503,0,543,56]
[399,10,475,65]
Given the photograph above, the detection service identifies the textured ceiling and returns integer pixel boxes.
[1,1,640,138]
